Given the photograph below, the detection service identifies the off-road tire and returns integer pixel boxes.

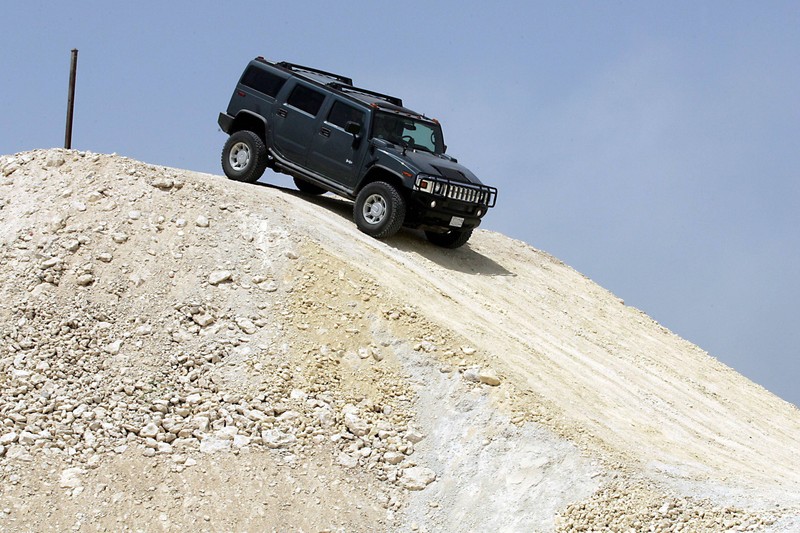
[221,130,268,183]
[293,177,327,195]
[354,181,406,239]
[425,228,473,248]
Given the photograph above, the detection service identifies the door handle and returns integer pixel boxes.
[320,127,331,138]
[277,108,288,118]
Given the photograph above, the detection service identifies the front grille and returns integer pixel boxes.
[429,179,497,207]
[441,183,483,204]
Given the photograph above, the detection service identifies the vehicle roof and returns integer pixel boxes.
[342,92,427,120]
[254,57,430,121]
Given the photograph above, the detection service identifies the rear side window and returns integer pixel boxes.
[240,66,286,97]
[286,84,326,116]
[327,101,365,129]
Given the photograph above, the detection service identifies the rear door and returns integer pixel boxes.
[271,81,327,165]
[306,99,368,188]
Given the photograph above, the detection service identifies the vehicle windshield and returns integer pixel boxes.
[371,111,445,154]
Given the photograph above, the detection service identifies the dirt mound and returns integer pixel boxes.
[1,149,798,531]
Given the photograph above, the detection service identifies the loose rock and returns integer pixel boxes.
[208,270,232,285]
[399,466,436,490]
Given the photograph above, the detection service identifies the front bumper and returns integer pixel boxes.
[405,177,497,231]
[405,195,483,230]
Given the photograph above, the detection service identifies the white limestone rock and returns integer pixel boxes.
[478,368,502,386]
[236,317,257,334]
[399,466,436,490]
[139,423,160,439]
[59,467,86,489]
[343,405,369,437]
[208,270,232,285]
[261,429,297,449]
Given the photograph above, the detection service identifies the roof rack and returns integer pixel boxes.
[328,83,403,107]
[276,61,353,86]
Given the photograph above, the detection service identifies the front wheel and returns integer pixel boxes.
[354,182,406,239]
[425,228,473,249]
[221,130,268,183]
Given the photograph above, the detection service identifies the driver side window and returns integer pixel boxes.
[327,101,364,130]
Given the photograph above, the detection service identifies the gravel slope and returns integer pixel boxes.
[1,149,798,532]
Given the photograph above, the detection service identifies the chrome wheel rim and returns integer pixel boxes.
[362,193,387,225]
[229,142,250,171]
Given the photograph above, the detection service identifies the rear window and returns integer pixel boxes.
[240,66,286,97]
[286,84,326,116]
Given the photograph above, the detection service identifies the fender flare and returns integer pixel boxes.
[230,110,270,142]
[355,163,412,195]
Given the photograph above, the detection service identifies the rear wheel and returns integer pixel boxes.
[221,130,268,183]
[425,228,473,249]
[354,181,406,239]
[293,177,327,195]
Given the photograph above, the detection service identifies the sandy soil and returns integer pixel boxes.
[1,149,799,532]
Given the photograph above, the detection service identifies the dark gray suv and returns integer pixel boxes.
[218,57,497,248]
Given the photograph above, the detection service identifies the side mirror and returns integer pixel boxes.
[345,121,362,135]
[345,121,363,149]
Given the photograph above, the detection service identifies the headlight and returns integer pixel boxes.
[415,174,436,194]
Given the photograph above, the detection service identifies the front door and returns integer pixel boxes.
[306,100,367,188]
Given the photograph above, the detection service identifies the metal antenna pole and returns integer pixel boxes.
[65,49,78,149]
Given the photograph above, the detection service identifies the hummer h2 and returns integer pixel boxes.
[218,57,497,248]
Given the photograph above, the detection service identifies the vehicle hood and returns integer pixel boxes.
[378,145,485,186]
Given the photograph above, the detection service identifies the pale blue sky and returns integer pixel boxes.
[2,1,798,406]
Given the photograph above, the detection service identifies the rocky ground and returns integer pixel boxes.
[1,149,799,532]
